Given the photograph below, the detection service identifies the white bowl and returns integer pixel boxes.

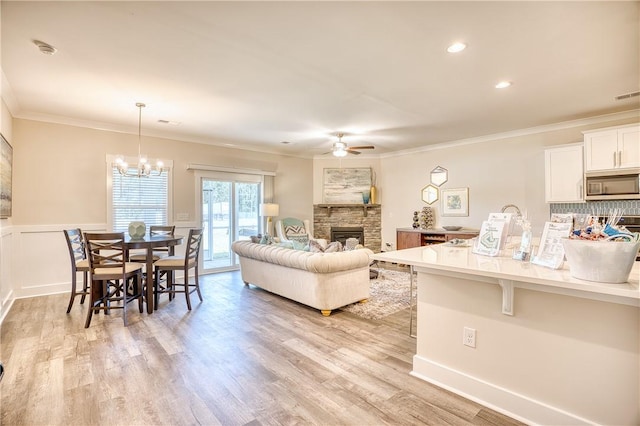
[442,226,462,231]
[561,238,640,284]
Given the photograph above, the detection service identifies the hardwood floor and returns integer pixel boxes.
[0,269,524,426]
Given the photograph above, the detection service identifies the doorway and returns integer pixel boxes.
[199,173,261,273]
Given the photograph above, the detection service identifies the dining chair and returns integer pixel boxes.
[63,228,90,313]
[153,228,203,310]
[129,225,176,262]
[84,232,144,327]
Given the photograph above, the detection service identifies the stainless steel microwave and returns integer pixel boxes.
[585,169,640,200]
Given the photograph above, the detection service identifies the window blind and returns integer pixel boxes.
[111,167,169,233]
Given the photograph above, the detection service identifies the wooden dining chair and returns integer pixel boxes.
[63,228,90,313]
[153,228,203,310]
[84,232,144,327]
[129,225,176,262]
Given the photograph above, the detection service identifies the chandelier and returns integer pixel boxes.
[115,102,164,177]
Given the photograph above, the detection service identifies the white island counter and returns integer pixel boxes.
[372,244,639,425]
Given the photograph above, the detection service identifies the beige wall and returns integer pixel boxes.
[11,119,313,225]
[374,115,640,250]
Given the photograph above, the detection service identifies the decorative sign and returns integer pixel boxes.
[531,221,572,269]
[473,220,506,257]
[322,168,372,204]
[487,212,514,248]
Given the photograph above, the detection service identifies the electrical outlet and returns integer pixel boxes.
[463,327,476,348]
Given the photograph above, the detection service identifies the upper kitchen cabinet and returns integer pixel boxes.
[583,124,640,171]
[545,143,584,203]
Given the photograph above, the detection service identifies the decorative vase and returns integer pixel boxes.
[128,221,146,239]
[362,191,371,204]
[370,185,377,204]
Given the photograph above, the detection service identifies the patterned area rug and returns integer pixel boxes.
[340,269,413,320]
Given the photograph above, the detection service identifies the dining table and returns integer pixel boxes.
[124,233,184,313]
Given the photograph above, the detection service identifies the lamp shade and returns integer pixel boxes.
[259,203,279,217]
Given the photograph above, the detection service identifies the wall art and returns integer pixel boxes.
[441,187,469,217]
[0,133,12,218]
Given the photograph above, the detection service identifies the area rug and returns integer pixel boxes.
[340,269,413,320]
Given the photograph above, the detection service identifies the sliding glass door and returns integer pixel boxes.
[199,174,261,273]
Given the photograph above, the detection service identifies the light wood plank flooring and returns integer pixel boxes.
[0,269,525,425]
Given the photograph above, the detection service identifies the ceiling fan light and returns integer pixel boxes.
[333,148,347,157]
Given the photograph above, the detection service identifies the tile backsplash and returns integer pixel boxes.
[550,200,640,216]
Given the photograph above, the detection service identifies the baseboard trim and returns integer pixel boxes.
[411,355,597,426]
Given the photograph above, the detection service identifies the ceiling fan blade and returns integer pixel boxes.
[348,150,362,155]
[348,145,375,150]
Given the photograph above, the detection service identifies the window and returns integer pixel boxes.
[108,157,172,232]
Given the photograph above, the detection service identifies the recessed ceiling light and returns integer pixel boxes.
[495,81,512,89]
[447,42,466,53]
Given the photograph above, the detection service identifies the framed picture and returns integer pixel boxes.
[0,133,12,219]
[322,168,372,204]
[441,187,469,217]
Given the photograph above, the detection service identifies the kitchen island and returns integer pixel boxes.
[372,244,639,426]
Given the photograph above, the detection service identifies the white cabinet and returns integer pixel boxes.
[584,124,640,171]
[545,143,584,203]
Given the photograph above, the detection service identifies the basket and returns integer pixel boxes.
[561,238,640,284]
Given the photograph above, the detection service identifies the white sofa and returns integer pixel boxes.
[231,240,372,316]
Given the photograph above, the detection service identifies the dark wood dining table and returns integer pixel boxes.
[124,234,184,313]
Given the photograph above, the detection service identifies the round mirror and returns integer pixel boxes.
[430,166,448,187]
[422,184,439,204]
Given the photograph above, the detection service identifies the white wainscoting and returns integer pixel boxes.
[1,226,15,323]
[0,222,201,324]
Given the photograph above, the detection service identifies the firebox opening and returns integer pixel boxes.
[331,227,364,247]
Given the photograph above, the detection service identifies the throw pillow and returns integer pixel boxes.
[324,241,343,253]
[250,234,262,243]
[259,234,274,245]
[284,224,310,245]
[309,239,342,253]
[308,239,325,253]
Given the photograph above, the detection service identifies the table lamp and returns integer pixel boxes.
[259,203,279,236]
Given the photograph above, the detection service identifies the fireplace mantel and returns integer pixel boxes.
[314,203,380,217]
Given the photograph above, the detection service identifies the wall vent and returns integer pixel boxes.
[614,91,640,101]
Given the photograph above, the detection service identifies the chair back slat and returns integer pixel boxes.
[150,226,176,254]
[185,228,203,266]
[150,225,175,237]
[84,232,127,274]
[63,228,86,264]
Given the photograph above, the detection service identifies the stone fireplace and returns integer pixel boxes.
[313,204,381,252]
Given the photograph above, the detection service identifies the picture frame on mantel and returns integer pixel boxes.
[322,168,372,204]
[441,187,469,217]
[0,133,12,219]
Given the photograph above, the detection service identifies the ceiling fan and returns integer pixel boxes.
[329,133,375,157]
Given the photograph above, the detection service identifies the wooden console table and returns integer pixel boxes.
[396,227,478,249]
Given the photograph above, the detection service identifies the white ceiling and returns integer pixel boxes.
[2,1,639,158]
